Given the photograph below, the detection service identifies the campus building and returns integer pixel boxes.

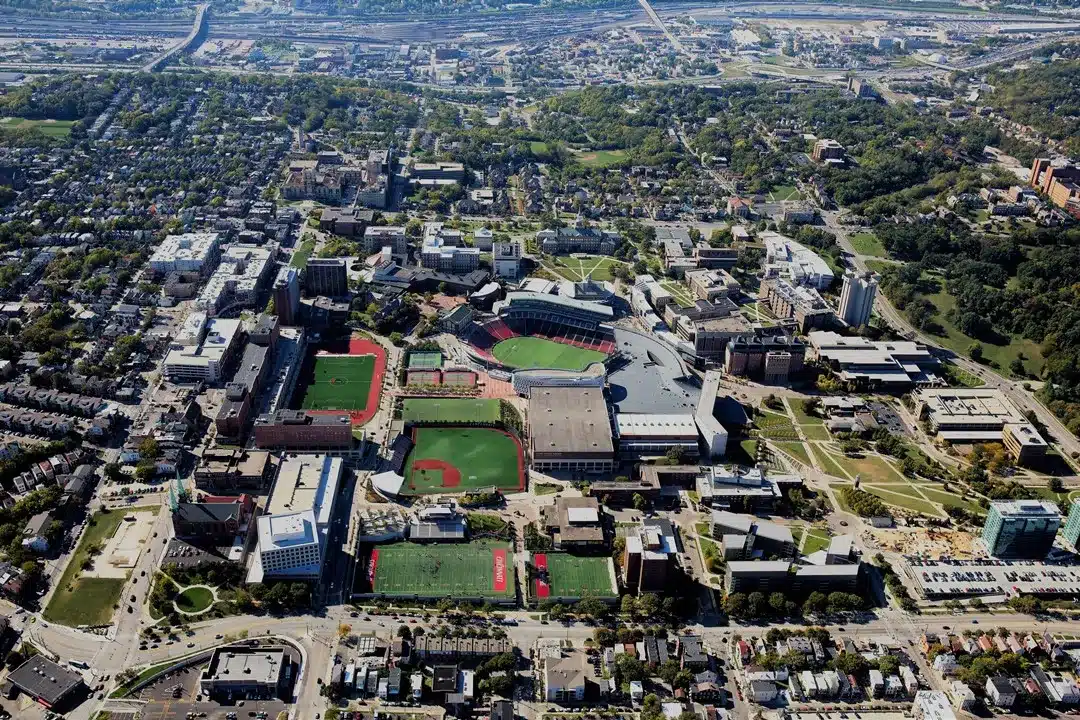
[163,314,243,384]
[981,500,1060,560]
[8,656,86,710]
[528,387,614,473]
[838,270,879,329]
[273,266,301,326]
[1064,502,1080,549]
[808,330,941,388]
[724,334,806,385]
[535,223,621,255]
[623,518,678,592]
[725,561,860,595]
[1030,158,1080,211]
[251,455,342,581]
[914,388,1047,462]
[543,497,607,552]
[253,410,353,451]
[304,258,349,298]
[762,231,834,289]
[760,277,834,332]
[200,647,290,700]
[149,232,222,275]
[614,413,699,458]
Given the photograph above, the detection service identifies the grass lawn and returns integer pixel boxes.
[575,149,627,168]
[863,486,940,516]
[790,399,824,425]
[849,232,886,258]
[530,140,549,154]
[660,280,695,308]
[864,482,924,500]
[833,453,907,482]
[803,530,831,555]
[801,425,832,441]
[406,427,523,494]
[769,185,803,202]
[364,541,514,599]
[290,238,316,269]
[790,526,804,549]
[298,354,375,411]
[539,554,617,599]
[812,447,851,478]
[45,508,156,627]
[534,482,560,496]
[548,256,625,282]
[0,117,75,137]
[756,412,799,440]
[940,362,985,388]
[401,398,500,424]
[920,487,985,514]
[492,336,606,371]
[774,441,811,466]
[175,586,215,614]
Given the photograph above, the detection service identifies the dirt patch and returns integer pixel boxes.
[411,458,462,488]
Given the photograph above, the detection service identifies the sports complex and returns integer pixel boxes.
[531,552,619,604]
[293,336,387,425]
[354,540,516,604]
[465,292,616,372]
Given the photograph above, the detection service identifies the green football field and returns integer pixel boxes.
[544,554,618,599]
[299,355,375,411]
[491,336,606,371]
[406,426,524,494]
[365,541,514,599]
[401,398,500,424]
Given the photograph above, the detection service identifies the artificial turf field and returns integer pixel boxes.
[406,426,524,494]
[364,541,514,599]
[533,553,618,601]
[491,336,606,371]
[298,354,376,411]
[407,351,443,369]
[401,398,500,424]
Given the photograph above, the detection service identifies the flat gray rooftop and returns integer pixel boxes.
[608,327,700,414]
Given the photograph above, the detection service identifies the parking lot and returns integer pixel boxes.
[130,657,289,720]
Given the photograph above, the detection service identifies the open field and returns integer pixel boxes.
[774,441,811,467]
[755,410,799,440]
[812,446,850,479]
[298,354,376,411]
[363,541,514,600]
[492,336,606,371]
[547,255,626,282]
[789,399,824,425]
[406,426,524,494]
[830,452,907,482]
[533,553,617,600]
[575,149,627,168]
[290,238,315,269]
[0,117,74,137]
[862,485,941,516]
[768,185,803,202]
[849,232,886,257]
[401,398,500,424]
[803,529,831,555]
[45,507,157,627]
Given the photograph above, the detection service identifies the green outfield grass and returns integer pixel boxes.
[538,554,617,600]
[298,354,375,411]
[492,336,606,371]
[401,398,500,424]
[406,426,524,494]
[364,541,514,599]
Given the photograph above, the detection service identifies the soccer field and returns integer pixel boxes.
[401,398,500,424]
[534,553,618,601]
[492,336,606,371]
[406,426,524,494]
[365,541,514,600]
[299,354,376,411]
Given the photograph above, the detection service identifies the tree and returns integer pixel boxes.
[803,591,828,615]
[632,493,647,511]
[658,659,681,684]
[832,651,868,676]
[338,623,352,639]
[614,654,646,684]
[969,342,984,362]
[137,436,158,459]
[768,592,787,614]
[672,670,693,691]
[1049,477,1065,493]
[724,592,748,618]
[620,595,636,615]
[575,597,609,619]
[396,624,412,640]
[876,654,900,676]
[593,627,615,646]
[635,593,660,618]
[665,446,686,465]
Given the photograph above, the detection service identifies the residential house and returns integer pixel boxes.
[986,676,1016,708]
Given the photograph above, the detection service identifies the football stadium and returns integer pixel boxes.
[355,541,516,604]
[531,553,619,604]
[464,291,616,372]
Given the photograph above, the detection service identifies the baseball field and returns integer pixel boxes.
[491,336,606,371]
[362,541,514,600]
[405,426,524,494]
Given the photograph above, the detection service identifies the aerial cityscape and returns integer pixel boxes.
[0,0,1079,718]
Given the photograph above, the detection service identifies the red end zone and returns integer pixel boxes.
[533,552,550,599]
[493,549,508,593]
[368,548,380,589]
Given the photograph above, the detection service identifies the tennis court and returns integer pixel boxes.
[364,541,514,600]
[401,398,500,424]
[406,369,441,386]
[533,553,618,601]
[443,370,478,387]
[408,351,444,369]
[406,426,524,494]
[298,354,376,411]
[492,336,605,371]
